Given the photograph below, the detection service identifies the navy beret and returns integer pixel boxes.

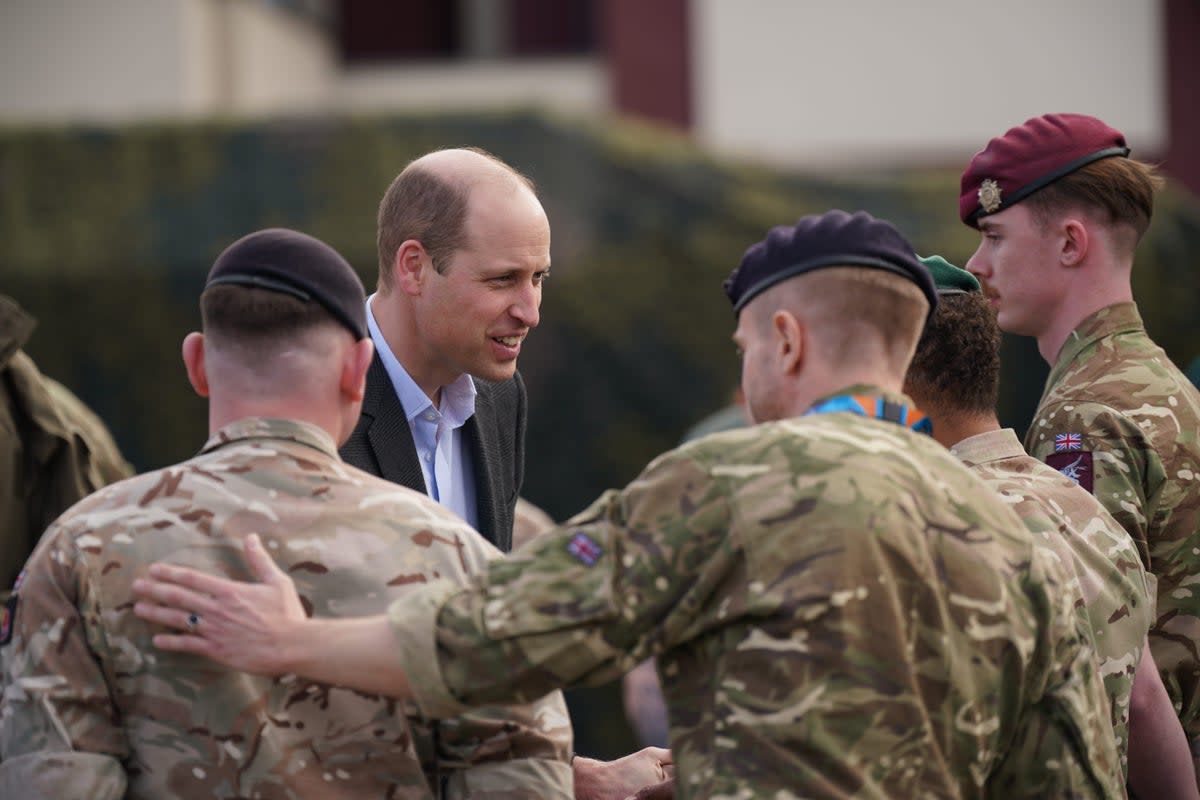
[723,210,937,314]
[206,228,367,340]
[919,254,979,294]
[960,113,1129,228]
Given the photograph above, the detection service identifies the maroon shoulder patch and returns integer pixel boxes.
[1047,451,1094,493]
[0,594,17,646]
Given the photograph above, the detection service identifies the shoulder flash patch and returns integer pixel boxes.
[566,532,604,566]
[0,593,17,647]
[1047,451,1094,493]
[1054,432,1083,452]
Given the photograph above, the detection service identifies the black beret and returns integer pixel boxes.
[723,210,937,314]
[206,228,367,340]
[960,113,1129,228]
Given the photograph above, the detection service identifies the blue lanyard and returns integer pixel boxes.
[805,393,932,435]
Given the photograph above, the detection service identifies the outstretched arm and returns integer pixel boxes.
[133,533,414,699]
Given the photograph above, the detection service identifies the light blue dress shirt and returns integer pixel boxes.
[365,296,478,530]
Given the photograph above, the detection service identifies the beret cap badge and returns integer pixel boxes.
[978,179,1003,214]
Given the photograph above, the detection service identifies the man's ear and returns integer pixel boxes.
[1060,217,1090,267]
[181,332,209,398]
[341,338,375,402]
[774,310,805,375]
[393,240,431,296]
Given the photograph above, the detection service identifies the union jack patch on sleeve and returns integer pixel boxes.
[1054,433,1083,452]
[566,532,604,566]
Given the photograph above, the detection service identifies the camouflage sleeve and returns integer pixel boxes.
[1025,400,1161,566]
[388,450,736,717]
[419,522,574,798]
[431,692,573,798]
[0,526,129,799]
[990,546,1124,798]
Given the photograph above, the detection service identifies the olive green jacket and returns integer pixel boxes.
[1,295,132,591]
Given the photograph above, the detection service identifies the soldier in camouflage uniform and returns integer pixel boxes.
[906,255,1196,797]
[960,113,1200,767]
[134,211,1123,798]
[0,229,573,799]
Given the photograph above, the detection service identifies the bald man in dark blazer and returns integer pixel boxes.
[338,147,547,553]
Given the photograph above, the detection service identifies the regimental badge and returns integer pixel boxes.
[0,593,17,647]
[1054,432,1083,452]
[566,531,604,566]
[978,179,1003,213]
[1047,451,1094,493]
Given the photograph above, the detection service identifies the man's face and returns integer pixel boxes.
[416,182,550,387]
[732,306,784,424]
[965,203,1064,337]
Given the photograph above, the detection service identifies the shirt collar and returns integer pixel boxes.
[950,427,1025,466]
[200,417,340,459]
[366,294,477,425]
[1048,301,1144,384]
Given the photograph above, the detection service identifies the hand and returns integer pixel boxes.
[132,533,306,675]
[573,747,673,800]
[626,777,674,800]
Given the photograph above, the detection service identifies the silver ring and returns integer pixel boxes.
[185,612,202,632]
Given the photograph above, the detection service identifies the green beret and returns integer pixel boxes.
[918,254,979,294]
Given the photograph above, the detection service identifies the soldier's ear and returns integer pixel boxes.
[182,332,209,398]
[774,311,805,375]
[1060,218,1089,267]
[341,337,375,402]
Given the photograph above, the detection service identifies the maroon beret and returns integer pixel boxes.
[723,209,937,314]
[959,113,1130,228]
[206,228,367,340]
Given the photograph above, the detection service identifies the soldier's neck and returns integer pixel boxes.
[927,409,999,451]
[1036,263,1134,365]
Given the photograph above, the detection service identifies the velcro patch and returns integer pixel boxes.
[0,593,17,647]
[566,532,604,566]
[1047,451,1094,493]
[1054,432,1083,452]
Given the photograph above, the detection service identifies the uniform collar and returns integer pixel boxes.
[949,427,1024,467]
[1048,301,1144,384]
[200,417,341,459]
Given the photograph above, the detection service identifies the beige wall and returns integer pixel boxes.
[338,58,607,115]
[0,0,337,121]
[0,0,186,121]
[692,0,1166,169]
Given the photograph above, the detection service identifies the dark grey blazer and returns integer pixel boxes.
[339,354,525,552]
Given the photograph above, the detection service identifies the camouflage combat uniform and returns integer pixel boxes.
[0,417,572,800]
[1024,302,1200,747]
[953,427,1153,774]
[390,386,1123,799]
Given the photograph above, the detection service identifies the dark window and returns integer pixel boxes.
[335,0,595,62]
[510,0,596,55]
[339,0,458,61]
